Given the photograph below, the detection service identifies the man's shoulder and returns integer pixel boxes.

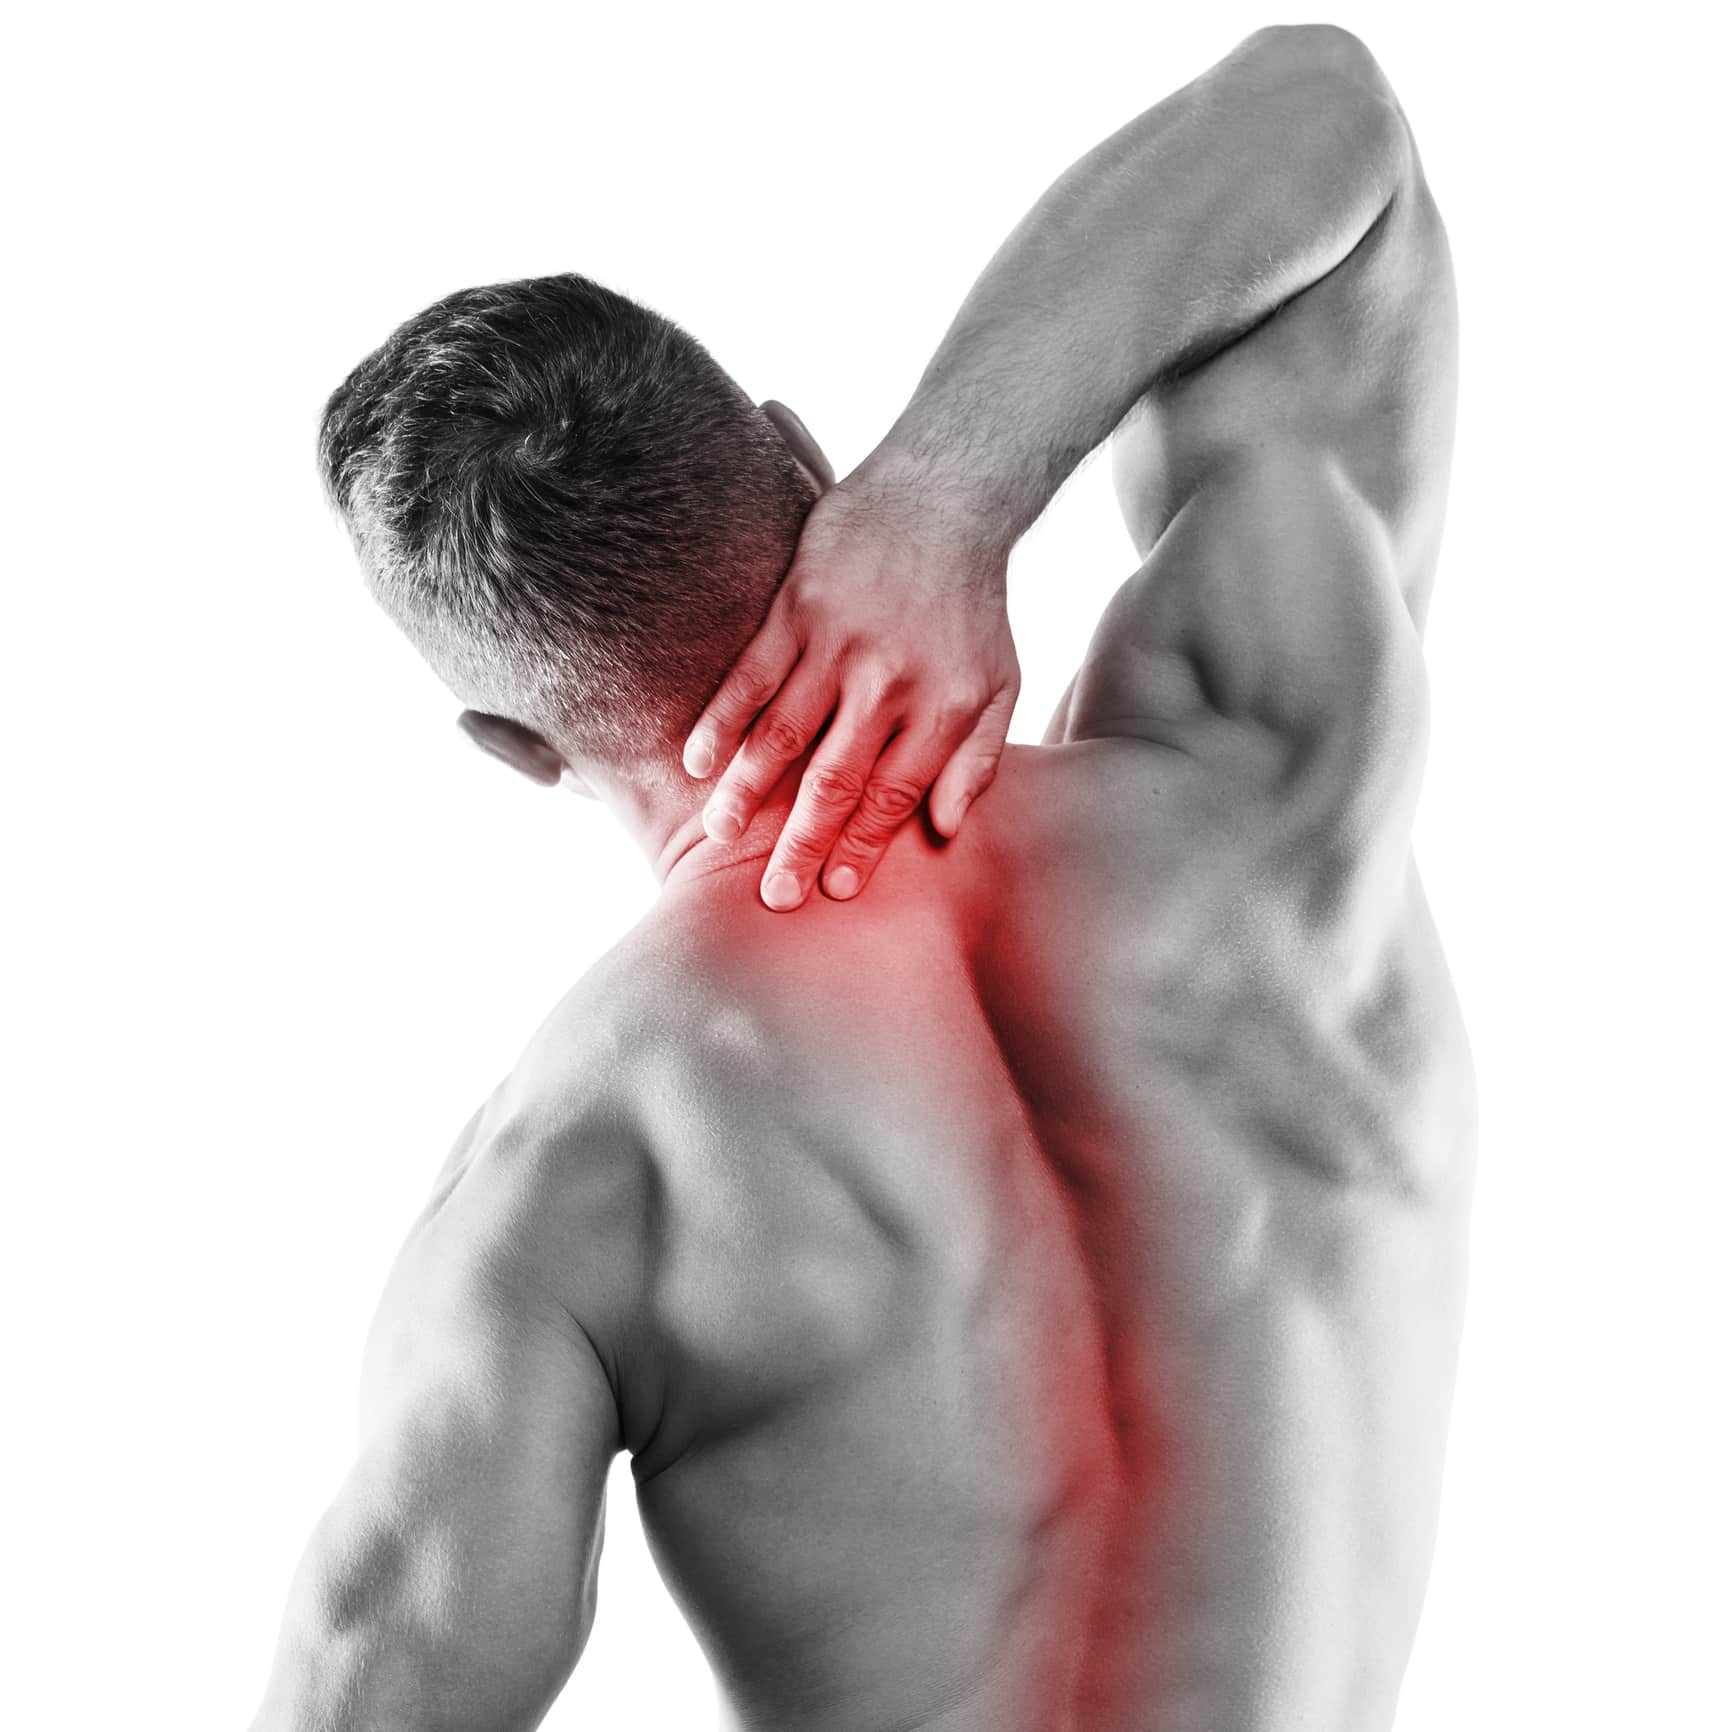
[459,907,769,1254]
[519,901,760,1094]
[395,928,691,1344]
[476,913,893,1454]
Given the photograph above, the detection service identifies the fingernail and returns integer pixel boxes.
[762,871,802,910]
[826,866,860,900]
[684,737,714,779]
[954,793,972,824]
[705,808,742,843]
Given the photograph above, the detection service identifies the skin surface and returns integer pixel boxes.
[252,27,1472,1732]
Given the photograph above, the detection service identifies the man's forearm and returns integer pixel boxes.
[866,25,1410,548]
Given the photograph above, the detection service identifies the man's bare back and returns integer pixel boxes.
[524,736,1469,1731]
[255,25,1470,1732]
[381,704,1473,1730]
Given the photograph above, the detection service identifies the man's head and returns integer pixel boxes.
[318,272,826,789]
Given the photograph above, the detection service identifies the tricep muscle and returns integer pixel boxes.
[251,1248,618,1732]
[1070,447,1426,814]
[1061,84,1453,906]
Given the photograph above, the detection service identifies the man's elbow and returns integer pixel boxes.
[1239,23,1413,190]
[1240,22,1388,92]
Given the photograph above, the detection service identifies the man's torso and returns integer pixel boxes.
[436,731,1472,1732]
[385,140,1467,1729]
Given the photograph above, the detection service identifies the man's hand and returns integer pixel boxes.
[684,449,1019,910]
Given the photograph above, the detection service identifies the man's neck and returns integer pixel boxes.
[594,746,820,897]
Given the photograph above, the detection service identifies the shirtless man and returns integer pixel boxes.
[252,24,1473,1732]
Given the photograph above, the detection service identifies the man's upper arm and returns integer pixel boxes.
[1067,448,1427,834]
[1059,48,1454,887]
[252,1145,622,1732]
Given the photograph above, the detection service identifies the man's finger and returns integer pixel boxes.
[757,707,901,911]
[926,682,1018,839]
[683,600,800,780]
[702,662,836,844]
[815,726,957,904]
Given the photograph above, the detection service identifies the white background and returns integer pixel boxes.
[7,2,1726,1726]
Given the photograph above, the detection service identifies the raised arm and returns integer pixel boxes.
[1036,26,1454,952]
[690,25,1440,907]
[249,1128,622,1732]
[870,25,1413,557]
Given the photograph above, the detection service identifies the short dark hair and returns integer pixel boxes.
[318,273,814,772]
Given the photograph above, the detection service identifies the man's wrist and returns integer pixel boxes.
[853,435,1020,573]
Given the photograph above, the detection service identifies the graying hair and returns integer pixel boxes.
[318,273,813,770]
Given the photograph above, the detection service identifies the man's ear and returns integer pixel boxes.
[761,400,835,493]
[457,711,567,787]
